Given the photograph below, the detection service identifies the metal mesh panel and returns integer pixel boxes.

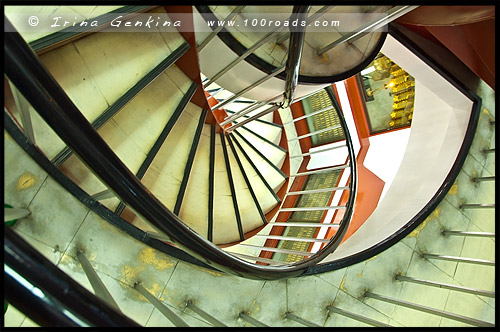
[276,170,341,263]
[304,89,345,146]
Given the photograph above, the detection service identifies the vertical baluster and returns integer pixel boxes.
[185,300,227,327]
[76,250,121,313]
[133,282,189,327]
[239,312,268,327]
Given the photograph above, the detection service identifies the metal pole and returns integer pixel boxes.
[290,164,349,177]
[282,105,334,125]
[290,144,346,159]
[288,124,342,142]
[460,203,495,209]
[134,282,189,327]
[396,275,495,298]
[227,252,285,266]
[8,83,36,144]
[197,6,245,52]
[4,208,31,221]
[472,176,495,182]
[211,66,285,111]
[186,300,227,327]
[317,6,419,55]
[482,148,495,154]
[285,312,321,327]
[221,101,264,125]
[279,206,346,212]
[203,31,286,89]
[442,230,495,238]
[286,186,349,196]
[76,250,121,313]
[236,244,312,257]
[364,292,494,327]
[205,7,329,88]
[225,104,281,133]
[281,6,310,109]
[239,312,268,327]
[221,94,280,126]
[422,254,495,266]
[267,222,339,228]
[327,305,392,327]
[254,234,330,243]
[91,189,115,201]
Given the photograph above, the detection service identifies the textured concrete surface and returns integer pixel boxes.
[4,94,494,327]
[3,10,495,327]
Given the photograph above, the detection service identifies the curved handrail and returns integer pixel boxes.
[4,17,356,280]
[195,4,388,85]
[302,23,483,276]
[4,225,140,327]
[280,5,310,109]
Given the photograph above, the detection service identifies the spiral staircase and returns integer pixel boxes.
[4,5,495,327]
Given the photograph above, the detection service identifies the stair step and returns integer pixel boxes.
[27,6,154,51]
[210,129,282,244]
[225,110,282,129]
[140,103,204,211]
[225,138,268,234]
[227,136,267,226]
[172,120,283,243]
[212,133,241,244]
[174,109,208,215]
[233,131,287,181]
[13,22,186,161]
[41,28,182,123]
[235,123,286,153]
[230,133,283,204]
[51,43,191,166]
[177,125,212,238]
[220,133,245,241]
[58,67,194,211]
[8,5,292,247]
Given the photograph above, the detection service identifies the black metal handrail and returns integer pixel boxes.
[280,5,310,109]
[4,17,357,280]
[4,225,140,327]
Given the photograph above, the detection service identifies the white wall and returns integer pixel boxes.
[364,128,410,203]
[323,34,474,262]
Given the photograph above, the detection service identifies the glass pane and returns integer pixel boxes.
[360,52,415,134]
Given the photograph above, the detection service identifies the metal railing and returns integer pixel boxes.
[197,6,245,52]
[280,6,310,109]
[316,5,418,55]
[4,227,140,327]
[201,6,329,89]
[4,4,494,328]
[7,223,493,327]
[222,86,357,266]
[222,5,309,133]
[5,13,356,280]
[216,6,420,132]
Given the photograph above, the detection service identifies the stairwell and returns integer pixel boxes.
[4,4,495,328]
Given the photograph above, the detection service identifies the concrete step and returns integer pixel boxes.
[37,26,185,159]
[5,6,289,246]
[58,64,192,212]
